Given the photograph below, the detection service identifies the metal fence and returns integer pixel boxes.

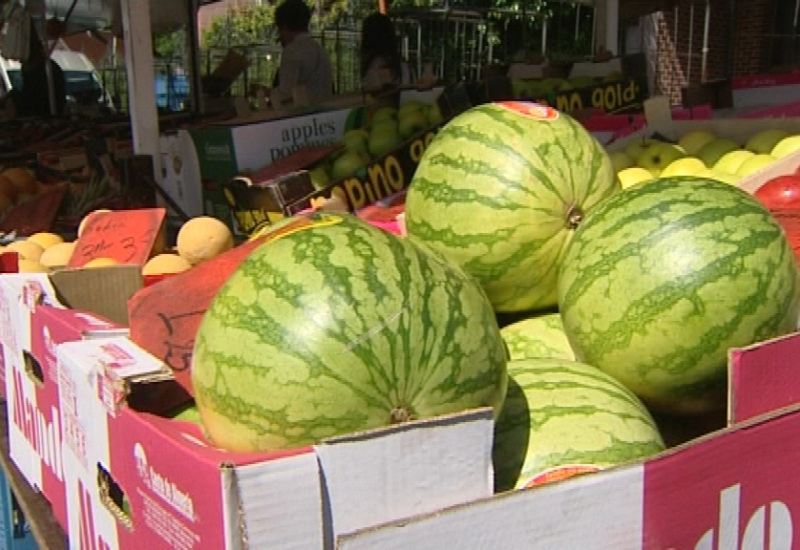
[96,5,596,114]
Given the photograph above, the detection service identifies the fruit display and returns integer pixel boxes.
[307,100,444,190]
[611,128,800,188]
[8,93,800,543]
[0,211,234,277]
[404,101,619,313]
[191,212,508,452]
[492,357,665,492]
[558,177,800,415]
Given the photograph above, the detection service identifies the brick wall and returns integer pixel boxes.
[622,0,775,105]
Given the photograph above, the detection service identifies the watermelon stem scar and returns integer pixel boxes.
[566,203,584,229]
[390,407,414,423]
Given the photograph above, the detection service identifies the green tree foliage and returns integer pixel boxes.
[154,29,185,60]
[202,4,276,48]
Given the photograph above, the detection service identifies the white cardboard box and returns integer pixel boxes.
[336,331,800,549]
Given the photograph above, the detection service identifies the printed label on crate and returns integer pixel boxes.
[552,78,646,114]
[522,464,601,488]
[231,107,359,172]
[307,128,438,213]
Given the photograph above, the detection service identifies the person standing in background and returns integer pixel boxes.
[359,12,414,93]
[271,0,333,106]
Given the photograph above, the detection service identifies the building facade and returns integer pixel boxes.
[620,0,792,104]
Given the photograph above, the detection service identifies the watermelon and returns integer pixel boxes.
[558,177,800,415]
[493,358,664,492]
[191,212,508,452]
[500,312,575,361]
[404,101,619,313]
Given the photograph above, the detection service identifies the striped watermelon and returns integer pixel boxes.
[493,358,664,492]
[558,177,800,415]
[191,212,508,452]
[500,313,575,361]
[405,101,619,313]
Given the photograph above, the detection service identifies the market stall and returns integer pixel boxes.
[4,1,800,549]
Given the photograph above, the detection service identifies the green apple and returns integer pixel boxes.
[625,138,660,163]
[343,128,369,154]
[677,130,716,156]
[697,138,740,168]
[745,129,790,155]
[771,135,800,159]
[308,165,332,190]
[569,76,596,89]
[425,102,444,127]
[736,153,777,177]
[398,108,429,140]
[661,157,707,177]
[636,142,685,177]
[368,119,403,158]
[609,151,634,172]
[371,106,398,126]
[510,77,527,99]
[617,167,655,189]
[695,169,740,185]
[713,149,755,174]
[331,150,367,181]
[398,100,425,120]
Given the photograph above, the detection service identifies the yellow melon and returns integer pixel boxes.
[39,241,76,268]
[27,232,65,250]
[17,258,49,273]
[142,253,193,276]
[176,216,234,265]
[83,257,120,268]
[6,240,45,261]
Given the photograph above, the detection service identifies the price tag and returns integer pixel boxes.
[68,208,166,268]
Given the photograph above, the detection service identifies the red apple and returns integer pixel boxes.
[754,174,800,208]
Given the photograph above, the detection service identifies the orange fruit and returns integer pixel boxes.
[0,175,18,203]
[2,167,37,197]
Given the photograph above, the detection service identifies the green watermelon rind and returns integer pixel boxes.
[500,313,576,361]
[191,213,508,452]
[493,358,665,493]
[557,177,800,414]
[405,102,618,313]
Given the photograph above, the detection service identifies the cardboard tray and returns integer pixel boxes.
[336,330,800,549]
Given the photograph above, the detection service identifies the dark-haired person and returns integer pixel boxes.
[271,0,333,106]
[359,12,413,92]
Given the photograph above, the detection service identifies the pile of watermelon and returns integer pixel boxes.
[188,101,800,495]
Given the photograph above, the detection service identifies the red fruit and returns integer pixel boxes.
[754,175,800,208]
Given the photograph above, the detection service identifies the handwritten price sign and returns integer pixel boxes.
[68,208,166,268]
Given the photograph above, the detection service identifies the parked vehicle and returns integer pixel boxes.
[0,50,114,112]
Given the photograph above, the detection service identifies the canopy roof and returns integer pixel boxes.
[9,0,220,35]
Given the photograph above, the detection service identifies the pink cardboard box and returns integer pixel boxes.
[56,336,493,549]
[0,273,128,531]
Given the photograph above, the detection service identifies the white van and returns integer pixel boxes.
[0,50,113,112]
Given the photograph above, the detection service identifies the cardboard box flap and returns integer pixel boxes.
[57,337,173,415]
[314,407,494,540]
[336,459,645,550]
[233,454,324,549]
[728,331,800,424]
[641,402,800,548]
[0,272,62,311]
[50,264,143,326]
